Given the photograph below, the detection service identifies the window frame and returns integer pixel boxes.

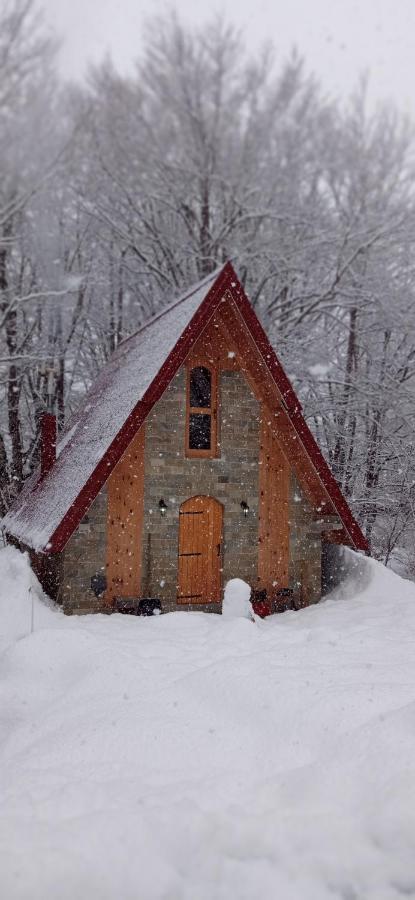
[185,362,218,458]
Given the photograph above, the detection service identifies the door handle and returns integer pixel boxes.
[217,543,221,556]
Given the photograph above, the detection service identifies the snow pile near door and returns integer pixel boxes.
[1,548,415,899]
[222,577,254,619]
[0,547,58,653]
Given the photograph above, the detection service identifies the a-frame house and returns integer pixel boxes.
[2,263,368,615]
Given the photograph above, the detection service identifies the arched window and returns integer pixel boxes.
[186,365,218,456]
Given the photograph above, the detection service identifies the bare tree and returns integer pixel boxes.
[2,7,415,571]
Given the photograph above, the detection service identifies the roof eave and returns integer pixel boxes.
[4,259,368,558]
[46,262,235,553]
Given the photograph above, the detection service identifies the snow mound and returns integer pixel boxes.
[222,577,253,619]
[0,547,59,653]
[1,549,415,898]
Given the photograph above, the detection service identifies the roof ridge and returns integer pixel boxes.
[2,260,368,556]
[54,266,227,449]
[116,266,226,351]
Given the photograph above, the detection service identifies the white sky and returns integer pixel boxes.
[41,0,415,114]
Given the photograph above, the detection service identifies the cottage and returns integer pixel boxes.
[2,263,368,614]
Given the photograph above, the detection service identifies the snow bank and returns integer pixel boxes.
[0,547,59,653]
[1,548,415,899]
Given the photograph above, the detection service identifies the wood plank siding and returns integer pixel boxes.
[105,426,145,604]
[258,414,290,593]
[215,298,335,516]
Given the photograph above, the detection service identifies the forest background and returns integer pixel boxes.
[1,0,415,570]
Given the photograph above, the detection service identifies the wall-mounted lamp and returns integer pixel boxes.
[240,501,249,518]
[158,498,168,517]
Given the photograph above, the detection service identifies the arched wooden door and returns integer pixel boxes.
[177,496,223,604]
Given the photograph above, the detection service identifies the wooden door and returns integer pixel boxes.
[177,496,223,603]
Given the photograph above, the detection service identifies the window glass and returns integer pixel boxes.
[190,366,211,408]
[189,414,211,450]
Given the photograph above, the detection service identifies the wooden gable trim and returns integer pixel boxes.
[187,306,329,512]
[43,261,368,555]
[183,312,240,459]
[187,309,349,551]
[47,265,234,553]
[186,310,239,370]
[223,290,368,551]
[215,301,334,515]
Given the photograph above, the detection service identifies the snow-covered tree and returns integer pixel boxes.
[2,5,415,569]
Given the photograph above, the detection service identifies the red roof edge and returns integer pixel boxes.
[229,274,369,553]
[47,263,234,553]
[46,260,368,556]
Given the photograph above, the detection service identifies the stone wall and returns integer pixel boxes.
[59,488,108,614]
[288,473,322,605]
[58,366,326,615]
[141,368,261,612]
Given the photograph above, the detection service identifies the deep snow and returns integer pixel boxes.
[1,547,415,899]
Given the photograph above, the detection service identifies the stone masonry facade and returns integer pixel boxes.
[141,368,261,613]
[59,488,108,614]
[58,366,324,614]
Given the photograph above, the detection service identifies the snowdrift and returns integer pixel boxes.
[0,546,59,652]
[1,547,415,899]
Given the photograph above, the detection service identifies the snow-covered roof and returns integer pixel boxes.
[3,268,222,551]
[3,262,369,555]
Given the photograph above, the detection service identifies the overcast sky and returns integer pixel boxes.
[41,0,415,113]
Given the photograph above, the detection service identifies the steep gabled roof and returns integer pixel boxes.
[2,262,369,554]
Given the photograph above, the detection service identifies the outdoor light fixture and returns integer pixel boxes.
[158,498,167,517]
[240,501,249,517]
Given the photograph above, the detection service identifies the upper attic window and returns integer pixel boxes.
[190,366,211,408]
[186,365,218,457]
